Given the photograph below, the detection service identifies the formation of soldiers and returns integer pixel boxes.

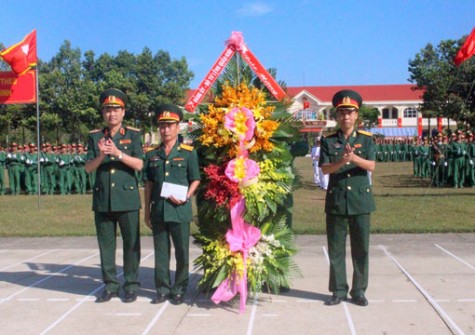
[374,130,475,188]
[0,142,149,195]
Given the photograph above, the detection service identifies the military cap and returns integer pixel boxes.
[29,143,35,148]
[332,89,362,109]
[99,88,127,108]
[155,103,183,124]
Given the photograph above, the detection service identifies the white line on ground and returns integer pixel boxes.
[141,265,200,335]
[47,298,70,302]
[246,294,259,335]
[0,249,58,271]
[17,298,40,301]
[262,314,279,317]
[188,313,212,317]
[0,252,99,305]
[41,251,154,335]
[106,313,142,317]
[434,244,475,271]
[379,245,466,335]
[393,299,418,303]
[323,246,357,335]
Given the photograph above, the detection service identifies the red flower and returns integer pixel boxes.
[204,164,241,209]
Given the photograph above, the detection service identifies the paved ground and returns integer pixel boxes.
[0,233,474,335]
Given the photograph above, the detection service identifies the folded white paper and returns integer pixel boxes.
[160,182,188,201]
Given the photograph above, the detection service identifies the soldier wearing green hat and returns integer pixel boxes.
[319,89,376,307]
[143,103,201,305]
[85,88,143,303]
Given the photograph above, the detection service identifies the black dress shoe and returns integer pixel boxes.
[151,293,169,304]
[170,294,185,305]
[325,295,346,306]
[123,291,137,303]
[352,296,369,306]
[95,290,118,303]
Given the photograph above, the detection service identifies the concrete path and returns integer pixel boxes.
[0,233,474,335]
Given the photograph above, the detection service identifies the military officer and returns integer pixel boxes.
[57,144,72,194]
[144,104,200,305]
[319,90,376,307]
[85,88,143,303]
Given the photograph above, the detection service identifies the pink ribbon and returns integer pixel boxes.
[225,31,244,51]
[211,198,261,312]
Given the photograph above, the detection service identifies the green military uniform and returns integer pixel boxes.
[6,146,21,195]
[319,90,376,305]
[25,148,39,195]
[87,124,143,295]
[449,136,465,188]
[320,129,376,299]
[72,147,87,194]
[42,148,57,194]
[0,149,6,195]
[144,140,200,297]
[57,149,72,195]
[466,133,475,187]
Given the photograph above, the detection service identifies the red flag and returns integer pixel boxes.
[454,27,475,66]
[0,30,37,74]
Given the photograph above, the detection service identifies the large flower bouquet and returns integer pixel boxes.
[192,82,303,312]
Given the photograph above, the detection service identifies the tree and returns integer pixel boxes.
[408,37,475,128]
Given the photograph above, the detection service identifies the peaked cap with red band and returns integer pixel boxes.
[99,88,127,108]
[155,103,183,124]
[332,89,362,110]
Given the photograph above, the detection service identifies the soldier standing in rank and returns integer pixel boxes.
[85,88,143,303]
[57,144,72,195]
[73,143,87,194]
[465,132,475,187]
[42,143,57,194]
[144,104,200,305]
[0,146,6,195]
[319,90,376,307]
[6,143,21,195]
[25,143,39,195]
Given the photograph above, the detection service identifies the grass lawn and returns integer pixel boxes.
[1,157,474,237]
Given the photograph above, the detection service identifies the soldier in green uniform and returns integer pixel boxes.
[57,144,72,195]
[85,88,143,303]
[25,143,39,195]
[144,104,200,305]
[0,146,6,195]
[319,90,376,307]
[42,143,57,194]
[73,143,87,194]
[450,132,466,188]
[465,132,475,187]
[6,143,21,195]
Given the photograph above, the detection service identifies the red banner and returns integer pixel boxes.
[0,70,36,104]
[377,117,382,128]
[417,116,423,137]
[239,45,287,102]
[397,117,402,128]
[185,32,288,112]
[437,117,443,133]
[185,46,236,112]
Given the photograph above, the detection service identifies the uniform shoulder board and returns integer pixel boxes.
[145,146,156,153]
[180,143,194,151]
[125,126,141,132]
[89,129,101,134]
[357,130,373,137]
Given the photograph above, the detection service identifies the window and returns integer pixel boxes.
[382,107,398,119]
[403,107,417,118]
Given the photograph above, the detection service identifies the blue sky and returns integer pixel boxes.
[1,0,474,88]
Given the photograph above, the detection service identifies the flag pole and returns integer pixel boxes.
[35,66,41,210]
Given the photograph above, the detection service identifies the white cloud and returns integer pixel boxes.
[237,2,273,17]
